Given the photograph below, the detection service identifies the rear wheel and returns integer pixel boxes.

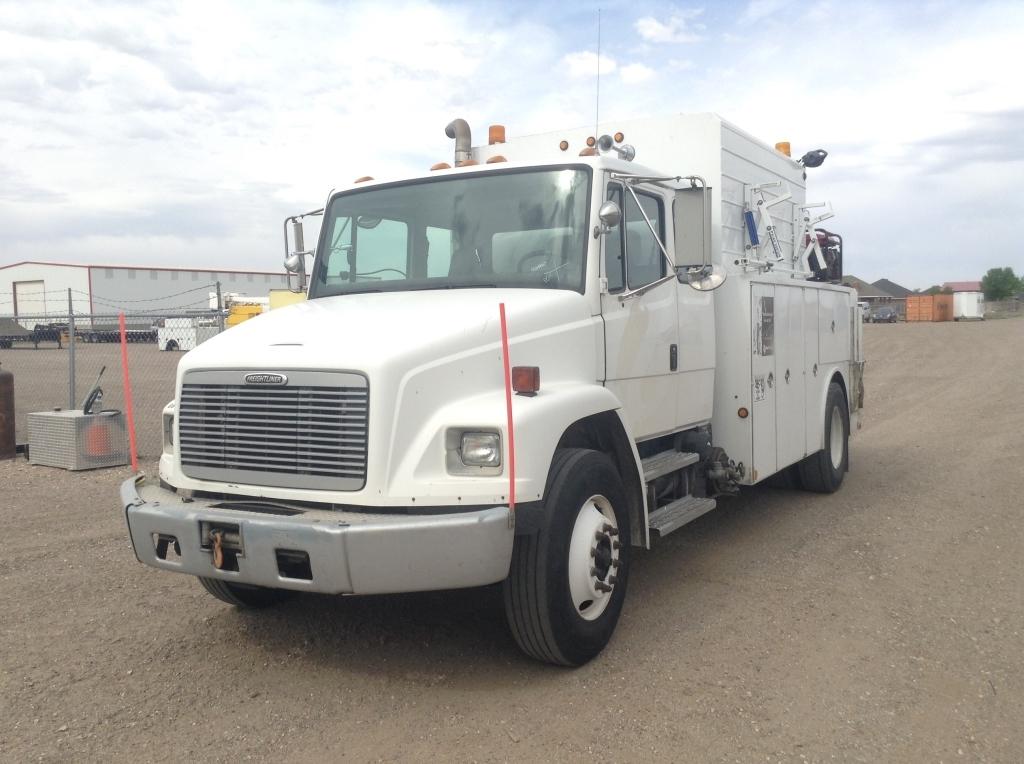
[503,448,631,666]
[198,577,294,608]
[165,339,179,351]
[797,382,849,493]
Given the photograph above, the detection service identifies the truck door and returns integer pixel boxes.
[751,283,776,479]
[600,182,680,439]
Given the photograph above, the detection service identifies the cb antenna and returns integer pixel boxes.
[595,8,602,139]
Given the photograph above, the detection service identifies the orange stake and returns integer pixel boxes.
[118,312,139,472]
[499,303,515,516]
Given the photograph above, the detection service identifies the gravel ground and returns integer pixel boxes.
[2,319,1022,762]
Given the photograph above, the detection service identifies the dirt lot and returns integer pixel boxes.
[2,319,1022,762]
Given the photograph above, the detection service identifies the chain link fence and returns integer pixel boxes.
[1,307,230,463]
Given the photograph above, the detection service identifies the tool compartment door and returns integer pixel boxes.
[751,283,776,480]
[819,289,850,364]
[775,285,806,469]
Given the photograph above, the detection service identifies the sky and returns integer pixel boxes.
[1,0,1022,290]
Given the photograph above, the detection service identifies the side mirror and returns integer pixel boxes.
[594,200,621,238]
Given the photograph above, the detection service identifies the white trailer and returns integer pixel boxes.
[122,113,863,666]
[953,291,985,320]
[156,317,220,351]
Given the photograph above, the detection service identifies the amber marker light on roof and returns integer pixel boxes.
[614,131,624,143]
[559,140,569,151]
[486,155,507,164]
[511,366,540,395]
[354,176,374,183]
[488,125,506,145]
[586,136,596,147]
[430,162,451,171]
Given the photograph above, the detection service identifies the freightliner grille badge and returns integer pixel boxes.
[244,373,287,385]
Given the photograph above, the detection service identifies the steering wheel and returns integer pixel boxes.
[516,249,552,273]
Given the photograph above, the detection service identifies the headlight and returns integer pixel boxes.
[162,400,176,452]
[460,432,501,467]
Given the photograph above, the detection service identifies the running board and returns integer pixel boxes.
[648,495,717,537]
[642,450,699,483]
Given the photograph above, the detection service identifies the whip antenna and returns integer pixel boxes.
[595,8,602,138]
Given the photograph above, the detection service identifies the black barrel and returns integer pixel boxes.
[0,362,14,459]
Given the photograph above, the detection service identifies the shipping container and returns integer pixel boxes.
[906,295,933,321]
[953,292,985,320]
[933,293,953,322]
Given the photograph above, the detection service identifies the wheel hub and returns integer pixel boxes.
[568,496,620,621]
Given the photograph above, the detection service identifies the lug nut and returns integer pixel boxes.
[595,581,613,593]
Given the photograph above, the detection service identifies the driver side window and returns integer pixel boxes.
[604,184,666,291]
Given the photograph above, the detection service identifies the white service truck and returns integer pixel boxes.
[156,316,221,351]
[122,113,864,666]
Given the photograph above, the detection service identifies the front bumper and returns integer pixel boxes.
[121,476,514,595]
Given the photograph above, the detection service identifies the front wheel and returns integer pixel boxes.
[198,577,295,608]
[797,382,849,493]
[503,448,631,666]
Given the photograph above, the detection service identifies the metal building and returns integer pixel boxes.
[0,261,291,318]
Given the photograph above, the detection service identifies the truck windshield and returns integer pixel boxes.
[308,167,591,297]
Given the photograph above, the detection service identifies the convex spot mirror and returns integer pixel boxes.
[593,200,621,238]
[681,264,727,291]
[356,215,382,229]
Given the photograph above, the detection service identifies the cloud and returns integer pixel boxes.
[635,9,705,44]
[562,50,617,79]
[739,0,787,24]
[619,63,655,84]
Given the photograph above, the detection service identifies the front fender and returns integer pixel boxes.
[388,382,627,504]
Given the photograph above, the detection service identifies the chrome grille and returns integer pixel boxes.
[178,370,368,491]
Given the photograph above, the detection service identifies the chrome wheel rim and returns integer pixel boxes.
[567,495,620,621]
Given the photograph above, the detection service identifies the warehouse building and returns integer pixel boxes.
[0,261,291,318]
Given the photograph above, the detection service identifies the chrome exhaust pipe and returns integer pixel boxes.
[445,118,472,166]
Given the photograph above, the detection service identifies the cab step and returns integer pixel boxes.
[642,450,699,483]
[648,495,717,537]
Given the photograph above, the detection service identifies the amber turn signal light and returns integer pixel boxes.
[511,366,540,395]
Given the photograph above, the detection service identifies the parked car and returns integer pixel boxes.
[870,307,898,323]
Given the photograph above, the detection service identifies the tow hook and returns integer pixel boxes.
[211,530,224,570]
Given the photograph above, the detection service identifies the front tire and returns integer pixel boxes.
[503,448,631,666]
[198,577,295,608]
[797,382,849,493]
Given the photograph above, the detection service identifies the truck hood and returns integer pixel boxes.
[180,288,593,373]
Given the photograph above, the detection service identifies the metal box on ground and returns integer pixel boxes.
[27,410,128,470]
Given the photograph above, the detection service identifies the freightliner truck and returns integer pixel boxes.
[121,114,864,666]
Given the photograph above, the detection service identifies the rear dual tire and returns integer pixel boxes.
[797,382,849,493]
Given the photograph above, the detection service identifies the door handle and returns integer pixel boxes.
[669,344,678,371]
[767,372,774,388]
[785,368,790,383]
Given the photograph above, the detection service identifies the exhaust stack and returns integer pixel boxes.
[445,118,472,166]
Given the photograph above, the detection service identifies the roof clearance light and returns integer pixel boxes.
[511,366,540,395]
[430,162,451,171]
[488,125,506,145]
[486,155,507,164]
[354,176,374,183]
[559,140,569,151]
[586,136,596,147]
[775,141,791,157]
[614,131,624,143]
